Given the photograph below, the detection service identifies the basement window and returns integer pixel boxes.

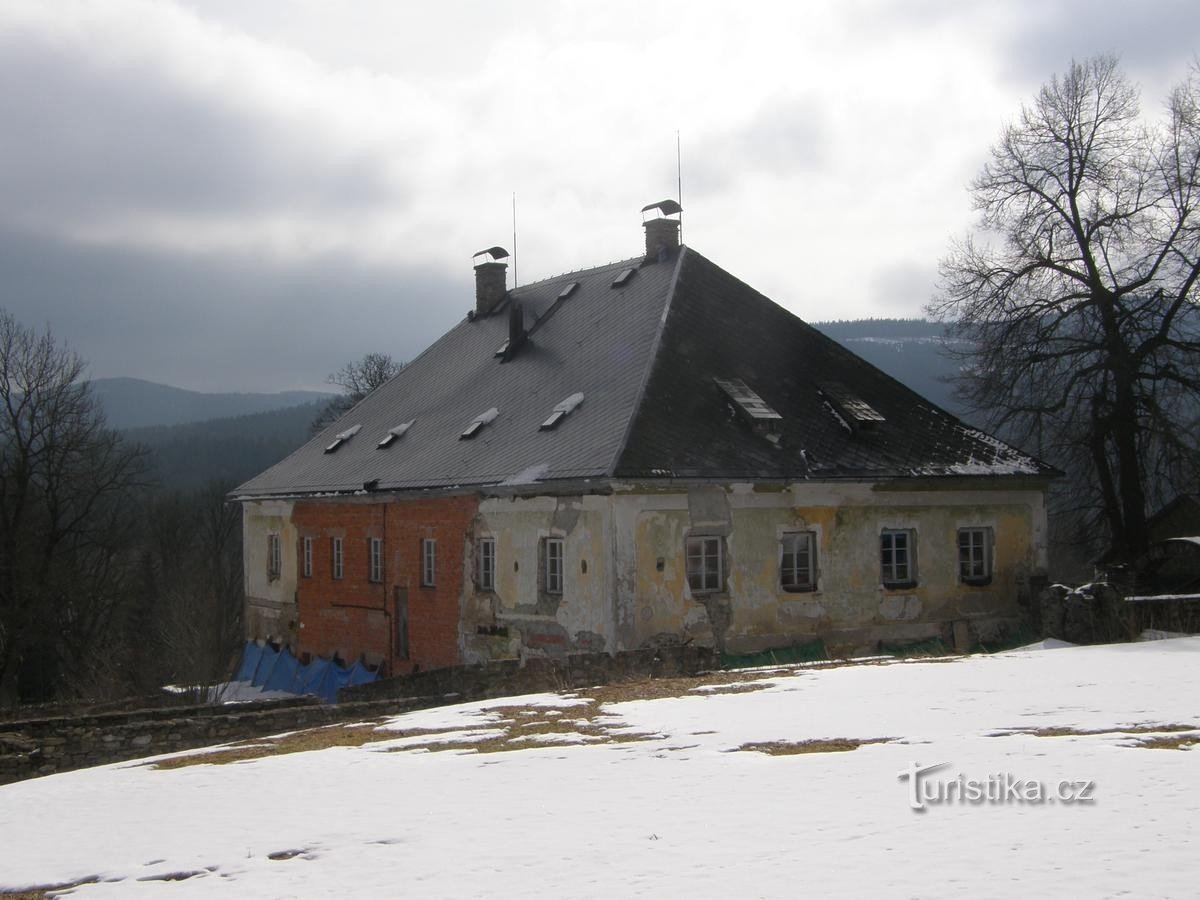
[881,529,917,589]
[377,420,415,448]
[540,392,585,430]
[324,423,361,453]
[460,407,499,439]
[958,527,993,585]
[557,281,580,300]
[611,267,636,288]
[686,536,724,593]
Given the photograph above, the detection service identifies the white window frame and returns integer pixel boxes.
[332,536,344,580]
[686,536,724,593]
[958,527,993,585]
[301,536,313,578]
[267,533,282,580]
[780,531,817,592]
[542,537,564,594]
[881,528,917,587]
[422,538,437,587]
[477,537,496,591]
[369,537,384,583]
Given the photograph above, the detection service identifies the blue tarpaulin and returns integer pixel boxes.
[234,641,377,703]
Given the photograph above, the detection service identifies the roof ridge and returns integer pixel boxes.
[607,247,688,476]
[510,254,643,293]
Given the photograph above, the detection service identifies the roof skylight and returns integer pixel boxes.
[324,423,361,453]
[611,267,636,288]
[714,378,782,423]
[819,382,885,430]
[557,281,580,301]
[377,420,415,448]
[460,407,499,440]
[539,392,584,430]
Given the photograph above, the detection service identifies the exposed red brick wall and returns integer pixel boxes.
[291,494,479,676]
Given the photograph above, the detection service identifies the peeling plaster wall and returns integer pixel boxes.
[612,481,1048,655]
[464,494,615,662]
[242,499,299,646]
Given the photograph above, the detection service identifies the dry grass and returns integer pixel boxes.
[991,723,1200,739]
[736,737,894,755]
[1126,734,1200,751]
[151,667,803,768]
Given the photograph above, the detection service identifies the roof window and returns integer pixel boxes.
[494,339,509,358]
[460,407,499,440]
[715,378,782,423]
[557,281,580,301]
[377,420,415,448]
[611,267,636,288]
[540,392,584,430]
[324,423,361,453]
[819,382,885,430]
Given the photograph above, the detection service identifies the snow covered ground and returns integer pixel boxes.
[3,639,1200,897]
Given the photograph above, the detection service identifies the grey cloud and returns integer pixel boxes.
[0,34,403,230]
[682,93,831,196]
[0,227,466,392]
[868,260,938,316]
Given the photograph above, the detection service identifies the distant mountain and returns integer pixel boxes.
[813,318,976,424]
[89,377,333,430]
[126,401,324,491]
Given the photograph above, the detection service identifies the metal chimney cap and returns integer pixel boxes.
[641,199,682,221]
[472,246,510,264]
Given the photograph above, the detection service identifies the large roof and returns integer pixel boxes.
[234,246,1053,499]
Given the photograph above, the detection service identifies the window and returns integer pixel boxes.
[686,536,724,593]
[881,529,917,587]
[267,533,281,580]
[542,537,564,594]
[477,537,496,591]
[332,537,344,580]
[422,538,437,587]
[958,527,993,585]
[369,537,384,583]
[301,536,313,578]
[780,531,817,592]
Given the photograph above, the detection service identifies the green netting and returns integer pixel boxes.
[720,638,827,670]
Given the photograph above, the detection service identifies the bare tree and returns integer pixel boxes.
[0,312,150,705]
[312,352,404,432]
[931,56,1200,562]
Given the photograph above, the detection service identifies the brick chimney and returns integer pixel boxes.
[473,247,509,316]
[641,200,682,263]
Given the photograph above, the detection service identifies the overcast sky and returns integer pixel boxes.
[1,1,1197,391]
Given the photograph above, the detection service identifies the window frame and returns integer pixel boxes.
[477,537,496,592]
[301,536,313,578]
[542,537,564,595]
[421,538,437,587]
[267,532,282,581]
[686,535,724,594]
[331,536,344,580]
[880,528,917,589]
[958,526,994,586]
[369,536,384,584]
[780,531,817,592]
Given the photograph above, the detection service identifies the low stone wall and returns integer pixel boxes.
[341,644,718,704]
[0,694,431,786]
[0,645,716,786]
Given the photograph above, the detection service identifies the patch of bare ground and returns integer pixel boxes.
[990,723,1200,739]
[736,737,894,755]
[1125,734,1200,750]
[1,875,102,898]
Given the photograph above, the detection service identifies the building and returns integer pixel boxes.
[233,204,1055,674]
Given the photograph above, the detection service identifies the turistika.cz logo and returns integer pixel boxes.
[897,762,1096,811]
